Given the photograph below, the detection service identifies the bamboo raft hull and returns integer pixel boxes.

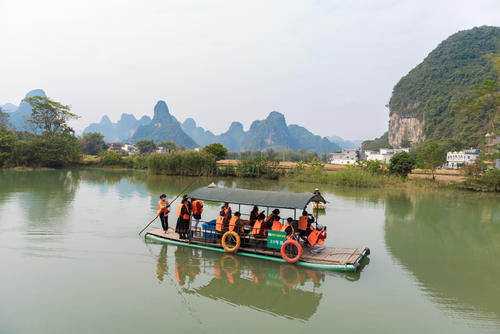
[145,228,370,272]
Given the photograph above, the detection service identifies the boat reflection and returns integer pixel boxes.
[152,243,356,320]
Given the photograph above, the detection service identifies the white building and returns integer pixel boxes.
[362,148,409,163]
[446,149,480,169]
[329,150,359,165]
[122,144,139,155]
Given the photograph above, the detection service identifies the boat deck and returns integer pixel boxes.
[145,228,369,271]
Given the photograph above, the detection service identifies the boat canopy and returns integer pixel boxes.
[188,186,326,210]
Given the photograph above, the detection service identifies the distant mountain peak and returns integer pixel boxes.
[100,115,112,124]
[228,121,244,131]
[25,89,47,98]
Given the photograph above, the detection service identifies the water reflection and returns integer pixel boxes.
[384,193,500,320]
[151,243,339,320]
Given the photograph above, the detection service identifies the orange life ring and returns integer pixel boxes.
[280,264,300,288]
[280,239,303,264]
[221,231,241,253]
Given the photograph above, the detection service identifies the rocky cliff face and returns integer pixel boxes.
[388,112,425,147]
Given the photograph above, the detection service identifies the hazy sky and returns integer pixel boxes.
[1,0,499,140]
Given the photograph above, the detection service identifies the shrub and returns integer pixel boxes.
[389,152,415,177]
[148,151,217,176]
[0,129,17,167]
[202,143,227,161]
[99,150,123,166]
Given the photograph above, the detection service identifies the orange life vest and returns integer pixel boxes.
[251,219,264,235]
[157,199,169,216]
[177,202,190,220]
[271,220,282,231]
[216,207,230,232]
[228,216,240,232]
[192,200,203,215]
[307,228,322,246]
[281,222,294,234]
[298,216,309,231]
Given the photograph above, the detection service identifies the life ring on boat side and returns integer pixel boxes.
[280,264,300,287]
[221,231,241,253]
[280,239,303,264]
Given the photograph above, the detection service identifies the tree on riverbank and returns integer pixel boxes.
[23,96,79,135]
[79,132,107,155]
[389,152,415,177]
[417,142,445,181]
[0,96,82,168]
[202,143,227,161]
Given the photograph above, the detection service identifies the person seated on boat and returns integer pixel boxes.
[228,211,244,233]
[281,217,295,236]
[249,206,259,226]
[251,213,266,236]
[175,196,191,240]
[298,210,315,238]
[264,209,280,229]
[191,199,203,230]
[307,224,327,247]
[216,202,232,232]
[271,215,282,231]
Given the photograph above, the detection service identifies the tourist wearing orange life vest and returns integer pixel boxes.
[264,209,280,231]
[157,194,170,234]
[271,215,283,231]
[175,195,191,239]
[297,210,315,238]
[281,217,295,236]
[251,213,266,236]
[228,212,244,233]
[216,202,232,232]
[191,199,204,229]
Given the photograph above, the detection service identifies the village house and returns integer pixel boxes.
[329,150,360,164]
[362,148,409,163]
[122,144,139,155]
[446,149,480,169]
[107,143,123,153]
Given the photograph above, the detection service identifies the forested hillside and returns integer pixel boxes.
[388,26,500,148]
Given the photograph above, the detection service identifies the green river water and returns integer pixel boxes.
[0,169,499,333]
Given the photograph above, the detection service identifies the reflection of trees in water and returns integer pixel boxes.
[384,194,500,320]
[0,170,79,231]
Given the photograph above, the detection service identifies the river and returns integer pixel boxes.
[0,169,499,333]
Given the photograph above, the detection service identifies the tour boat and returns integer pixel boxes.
[145,186,370,272]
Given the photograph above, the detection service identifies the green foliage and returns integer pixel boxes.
[417,141,446,180]
[390,26,500,148]
[0,129,17,166]
[235,157,282,179]
[459,168,500,192]
[158,141,185,153]
[288,166,400,188]
[202,143,228,161]
[361,132,392,151]
[136,140,157,154]
[389,152,416,177]
[148,151,217,176]
[14,133,81,168]
[0,107,10,130]
[356,159,387,174]
[79,132,107,155]
[23,96,79,135]
[98,150,123,166]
